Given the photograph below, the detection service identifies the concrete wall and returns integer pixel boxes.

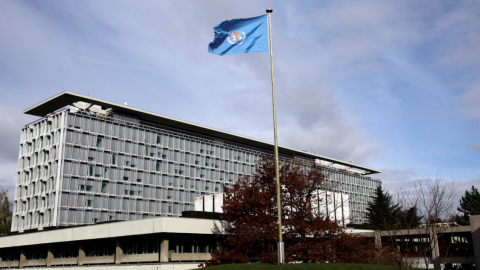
[171,253,211,262]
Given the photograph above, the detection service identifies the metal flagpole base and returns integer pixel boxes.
[277,242,285,264]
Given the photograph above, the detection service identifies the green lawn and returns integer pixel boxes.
[203,263,398,270]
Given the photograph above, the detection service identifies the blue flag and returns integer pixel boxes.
[208,15,269,56]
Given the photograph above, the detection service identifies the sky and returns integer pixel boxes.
[0,0,479,204]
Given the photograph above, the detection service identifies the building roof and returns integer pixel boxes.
[24,91,381,175]
[0,217,222,248]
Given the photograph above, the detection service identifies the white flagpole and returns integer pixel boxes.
[266,8,284,265]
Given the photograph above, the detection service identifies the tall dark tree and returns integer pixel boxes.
[0,187,12,237]
[366,186,399,230]
[206,155,374,266]
[455,185,480,225]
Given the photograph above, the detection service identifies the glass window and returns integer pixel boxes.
[215,188,219,192]
[142,214,148,219]
[96,138,103,148]
[124,190,128,195]
[138,191,142,197]
[156,135,161,145]
[86,185,93,192]
[168,206,172,214]
[109,216,114,221]
[205,187,209,192]
[162,154,167,160]
[104,168,109,179]
[129,190,134,196]
[101,182,107,193]
[125,161,130,167]
[167,196,172,200]
[78,184,85,191]
[205,158,210,166]
[86,200,92,207]
[123,176,129,181]
[156,162,161,172]
[88,166,94,177]
[111,154,116,165]
[246,154,250,163]
[137,179,141,183]
[92,218,98,223]
[88,157,94,162]
[145,147,149,156]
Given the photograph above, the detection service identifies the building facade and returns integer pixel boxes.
[12,91,381,233]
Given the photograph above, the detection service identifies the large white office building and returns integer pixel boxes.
[11,91,381,233]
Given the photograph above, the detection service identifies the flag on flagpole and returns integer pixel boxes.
[208,15,269,56]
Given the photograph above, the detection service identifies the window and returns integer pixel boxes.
[96,138,103,148]
[145,147,149,156]
[179,170,183,175]
[123,177,129,181]
[156,135,161,145]
[246,154,250,163]
[124,190,128,195]
[195,161,199,165]
[142,214,148,219]
[210,151,214,156]
[136,179,141,183]
[111,154,117,165]
[138,191,142,197]
[85,200,92,207]
[88,157,94,162]
[168,183,172,187]
[92,218,98,223]
[129,190,134,196]
[88,166,94,177]
[156,162,161,172]
[162,154,167,160]
[200,149,204,154]
[205,158,210,166]
[78,184,85,191]
[125,161,130,167]
[225,174,229,182]
[168,206,172,214]
[205,187,209,192]
[190,185,194,190]
[215,188,219,192]
[101,182,108,193]
[254,156,258,164]
[86,185,93,192]
[150,152,154,157]
[109,216,114,221]
[167,196,172,201]
[104,168,109,179]
[196,169,200,178]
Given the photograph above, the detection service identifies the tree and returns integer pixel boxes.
[455,185,480,225]
[366,186,399,230]
[0,187,12,237]
[206,155,374,266]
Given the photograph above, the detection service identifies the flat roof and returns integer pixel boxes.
[0,217,222,248]
[24,91,381,175]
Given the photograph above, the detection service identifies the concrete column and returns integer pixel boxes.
[115,239,123,264]
[78,244,85,266]
[160,236,169,262]
[19,249,26,268]
[215,240,222,252]
[470,215,480,270]
[429,227,440,270]
[46,247,53,266]
[374,230,382,249]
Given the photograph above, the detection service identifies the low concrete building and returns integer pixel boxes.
[0,216,223,269]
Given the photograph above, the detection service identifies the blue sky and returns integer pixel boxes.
[0,0,479,201]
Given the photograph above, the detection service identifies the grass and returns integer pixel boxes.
[203,263,399,270]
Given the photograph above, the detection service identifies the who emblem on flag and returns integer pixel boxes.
[208,15,269,56]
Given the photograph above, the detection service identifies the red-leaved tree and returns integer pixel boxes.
[206,155,374,266]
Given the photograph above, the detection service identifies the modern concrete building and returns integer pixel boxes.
[12,91,381,233]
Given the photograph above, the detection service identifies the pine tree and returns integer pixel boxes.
[366,186,399,230]
[0,187,12,237]
[455,186,480,225]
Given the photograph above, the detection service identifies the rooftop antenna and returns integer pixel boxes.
[124,100,127,106]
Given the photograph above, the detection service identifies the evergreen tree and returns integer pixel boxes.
[455,186,480,225]
[399,206,422,229]
[366,186,399,230]
[0,187,12,237]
